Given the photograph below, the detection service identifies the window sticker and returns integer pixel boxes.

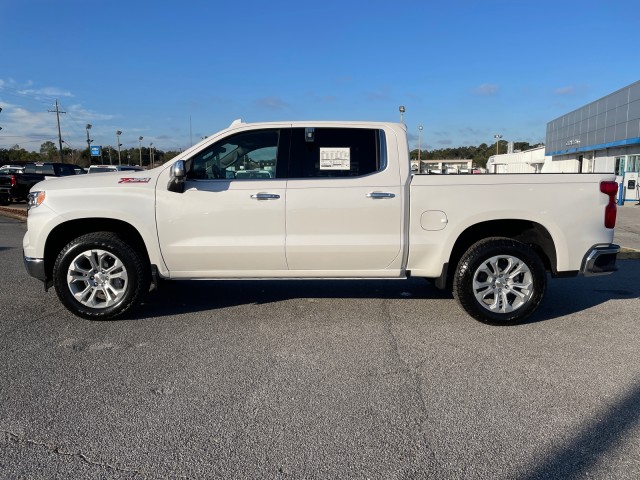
[320,147,350,170]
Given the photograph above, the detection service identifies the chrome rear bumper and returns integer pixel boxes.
[581,244,619,276]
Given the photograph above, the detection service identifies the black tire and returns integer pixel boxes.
[53,232,150,320]
[453,237,546,325]
[0,195,9,206]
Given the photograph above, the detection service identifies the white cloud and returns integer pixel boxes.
[17,87,73,98]
[553,84,590,97]
[554,86,575,96]
[473,83,500,96]
[255,96,289,110]
[64,103,116,121]
[0,97,116,151]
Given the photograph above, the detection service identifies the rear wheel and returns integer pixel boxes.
[53,232,150,320]
[453,238,546,325]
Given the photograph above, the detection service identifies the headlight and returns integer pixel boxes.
[27,191,46,210]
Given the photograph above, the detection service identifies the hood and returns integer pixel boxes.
[30,167,163,193]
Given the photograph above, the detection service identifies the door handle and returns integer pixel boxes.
[366,192,396,199]
[250,193,280,200]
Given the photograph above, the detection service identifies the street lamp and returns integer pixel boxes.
[149,142,154,169]
[494,134,503,156]
[138,136,144,167]
[86,124,93,164]
[418,125,423,163]
[116,130,122,165]
[399,106,405,123]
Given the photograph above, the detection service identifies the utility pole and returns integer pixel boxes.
[116,130,122,165]
[86,124,93,165]
[418,125,423,162]
[48,99,66,163]
[494,134,503,156]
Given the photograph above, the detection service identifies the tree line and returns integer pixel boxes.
[2,140,544,171]
[0,141,182,168]
[410,141,543,169]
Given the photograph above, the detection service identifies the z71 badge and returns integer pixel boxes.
[118,177,151,184]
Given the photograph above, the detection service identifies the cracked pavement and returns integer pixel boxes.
[1,216,640,479]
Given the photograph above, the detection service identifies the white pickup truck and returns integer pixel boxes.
[23,120,620,325]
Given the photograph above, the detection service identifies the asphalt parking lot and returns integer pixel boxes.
[1,214,639,479]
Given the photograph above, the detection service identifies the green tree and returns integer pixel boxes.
[39,141,58,161]
[0,146,39,163]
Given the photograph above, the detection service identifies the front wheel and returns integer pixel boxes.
[453,238,546,325]
[53,232,150,320]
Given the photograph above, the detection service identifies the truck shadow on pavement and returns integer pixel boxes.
[530,260,639,323]
[135,277,453,319]
[132,260,639,323]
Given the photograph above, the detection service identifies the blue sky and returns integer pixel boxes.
[0,0,639,153]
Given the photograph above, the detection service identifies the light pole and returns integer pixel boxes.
[116,130,122,165]
[149,142,154,169]
[399,106,405,123]
[418,125,423,163]
[138,136,144,166]
[494,134,503,156]
[85,124,93,165]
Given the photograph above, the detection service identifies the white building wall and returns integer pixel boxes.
[541,158,579,173]
[487,146,546,173]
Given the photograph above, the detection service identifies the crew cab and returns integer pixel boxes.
[22,120,619,324]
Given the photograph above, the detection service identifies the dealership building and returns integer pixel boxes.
[545,80,640,201]
[434,80,640,200]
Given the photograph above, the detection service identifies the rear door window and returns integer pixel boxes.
[288,127,384,178]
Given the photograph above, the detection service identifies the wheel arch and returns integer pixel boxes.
[440,219,557,290]
[44,218,151,281]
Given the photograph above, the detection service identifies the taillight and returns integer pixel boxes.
[600,181,617,229]
[10,175,16,187]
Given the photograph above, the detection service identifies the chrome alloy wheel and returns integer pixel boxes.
[66,249,129,309]
[472,254,533,314]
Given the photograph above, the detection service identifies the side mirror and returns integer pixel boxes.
[167,160,186,193]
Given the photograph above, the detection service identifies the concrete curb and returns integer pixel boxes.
[619,248,640,260]
[0,206,27,222]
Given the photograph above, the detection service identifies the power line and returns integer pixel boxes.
[0,84,61,104]
[48,99,66,163]
[58,101,106,154]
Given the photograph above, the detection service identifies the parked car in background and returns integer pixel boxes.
[0,165,25,174]
[87,165,144,174]
[0,162,76,205]
[1,166,26,205]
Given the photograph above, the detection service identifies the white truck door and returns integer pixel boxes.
[156,129,288,276]
[285,127,404,275]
